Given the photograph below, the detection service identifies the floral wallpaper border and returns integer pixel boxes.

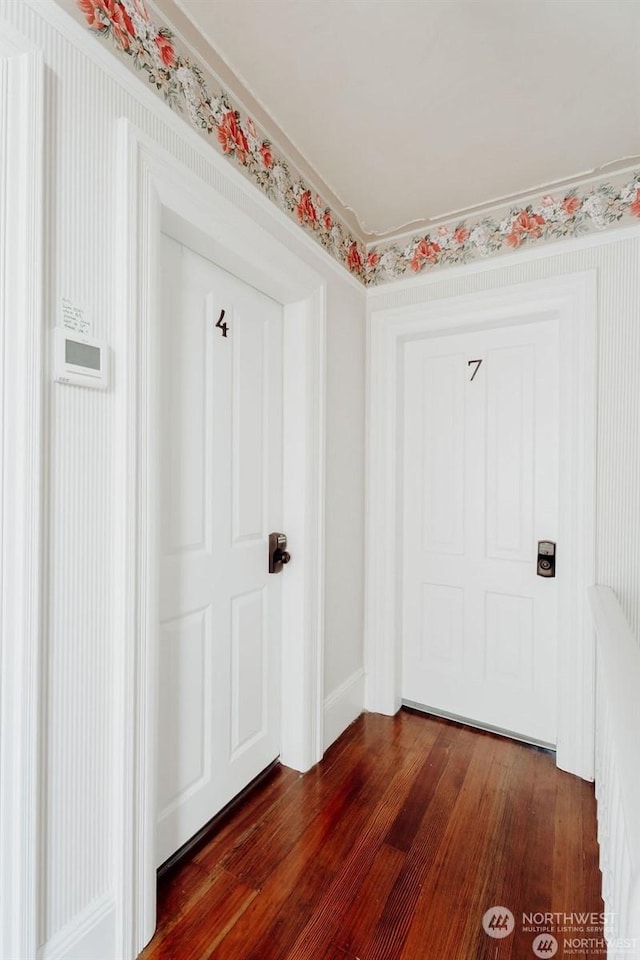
[372,173,640,284]
[76,0,640,287]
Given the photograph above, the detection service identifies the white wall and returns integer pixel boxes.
[323,280,366,737]
[0,1,366,955]
[367,230,640,648]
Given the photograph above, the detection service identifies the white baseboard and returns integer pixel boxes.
[323,668,365,751]
[39,895,115,960]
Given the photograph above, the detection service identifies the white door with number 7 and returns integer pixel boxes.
[401,318,559,745]
[156,233,283,866]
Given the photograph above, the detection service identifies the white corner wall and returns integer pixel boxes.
[0,1,366,955]
[323,280,366,746]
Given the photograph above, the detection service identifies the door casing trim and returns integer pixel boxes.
[364,271,597,780]
[0,36,44,960]
[116,120,326,958]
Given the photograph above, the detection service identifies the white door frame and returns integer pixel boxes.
[116,121,326,959]
[365,272,597,780]
[0,35,44,960]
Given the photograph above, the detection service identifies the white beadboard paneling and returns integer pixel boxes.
[0,1,366,954]
[43,392,114,943]
[368,229,640,646]
[41,34,118,944]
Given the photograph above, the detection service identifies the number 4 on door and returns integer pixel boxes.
[215,309,229,338]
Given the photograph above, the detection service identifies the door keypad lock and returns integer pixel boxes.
[537,540,556,578]
[268,532,291,574]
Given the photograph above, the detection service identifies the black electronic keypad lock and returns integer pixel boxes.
[537,540,556,578]
[269,532,291,574]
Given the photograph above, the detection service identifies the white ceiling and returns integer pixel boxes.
[161,0,640,243]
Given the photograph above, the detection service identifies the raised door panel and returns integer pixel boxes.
[485,344,535,563]
[157,609,211,819]
[419,583,464,675]
[231,303,266,544]
[160,238,212,560]
[231,588,267,758]
[420,353,465,556]
[484,591,534,689]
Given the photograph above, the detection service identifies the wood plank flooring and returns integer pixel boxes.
[140,710,603,960]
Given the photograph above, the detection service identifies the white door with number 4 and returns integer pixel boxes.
[156,233,283,865]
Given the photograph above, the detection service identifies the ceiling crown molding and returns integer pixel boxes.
[67,0,640,286]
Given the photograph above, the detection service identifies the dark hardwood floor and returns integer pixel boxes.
[140,710,603,960]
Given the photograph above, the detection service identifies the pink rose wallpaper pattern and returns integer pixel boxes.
[77,0,640,286]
